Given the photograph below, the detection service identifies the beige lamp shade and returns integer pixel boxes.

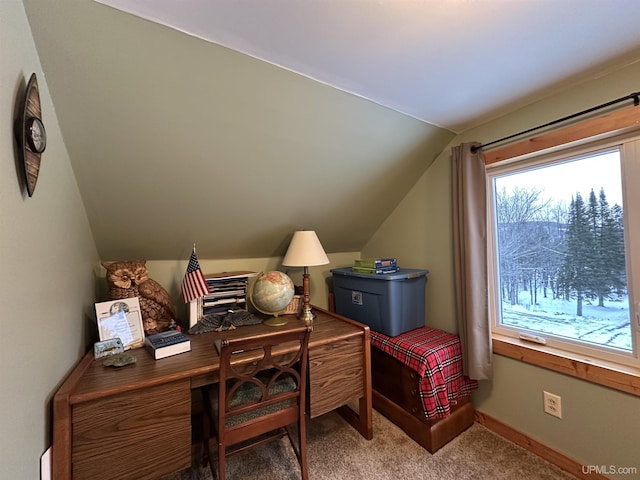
[282,231,329,267]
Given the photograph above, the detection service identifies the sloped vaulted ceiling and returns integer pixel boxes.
[94,0,640,132]
[21,0,640,261]
[22,0,454,261]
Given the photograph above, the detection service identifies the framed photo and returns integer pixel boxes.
[94,297,145,349]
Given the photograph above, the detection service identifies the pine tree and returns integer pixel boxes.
[558,193,594,316]
[593,189,615,304]
[586,189,606,306]
[608,201,627,296]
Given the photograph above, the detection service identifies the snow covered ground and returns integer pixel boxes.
[502,294,632,351]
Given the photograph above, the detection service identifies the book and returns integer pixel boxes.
[354,258,397,269]
[145,330,191,359]
[351,266,400,275]
[202,297,246,307]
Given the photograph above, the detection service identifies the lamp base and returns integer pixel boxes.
[297,305,316,322]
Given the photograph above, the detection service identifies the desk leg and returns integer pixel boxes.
[336,329,373,440]
[336,395,372,440]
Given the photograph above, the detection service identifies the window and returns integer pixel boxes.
[487,133,640,368]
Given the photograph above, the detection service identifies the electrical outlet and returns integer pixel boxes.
[543,391,562,419]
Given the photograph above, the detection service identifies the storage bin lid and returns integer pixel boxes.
[331,267,428,281]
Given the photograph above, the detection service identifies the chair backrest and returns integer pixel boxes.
[216,324,312,446]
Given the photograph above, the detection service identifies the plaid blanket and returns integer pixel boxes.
[371,327,478,419]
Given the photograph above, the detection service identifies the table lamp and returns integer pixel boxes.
[282,230,330,322]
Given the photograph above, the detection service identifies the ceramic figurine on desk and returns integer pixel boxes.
[102,260,177,335]
[188,309,262,334]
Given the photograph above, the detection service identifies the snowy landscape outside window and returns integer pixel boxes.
[487,136,640,367]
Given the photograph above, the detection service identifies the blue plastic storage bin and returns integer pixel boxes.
[331,267,428,337]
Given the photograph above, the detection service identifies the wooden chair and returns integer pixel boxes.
[202,325,312,480]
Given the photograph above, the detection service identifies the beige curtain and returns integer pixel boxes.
[452,142,492,380]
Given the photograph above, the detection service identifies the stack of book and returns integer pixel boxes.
[352,258,399,274]
[145,330,191,360]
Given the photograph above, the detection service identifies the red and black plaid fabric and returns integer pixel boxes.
[371,327,478,419]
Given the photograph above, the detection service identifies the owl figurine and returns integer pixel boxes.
[102,260,177,335]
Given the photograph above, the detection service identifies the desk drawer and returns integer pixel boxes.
[72,379,191,480]
[309,336,364,418]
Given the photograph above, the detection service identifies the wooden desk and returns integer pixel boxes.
[52,307,372,480]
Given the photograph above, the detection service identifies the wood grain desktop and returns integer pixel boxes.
[52,307,372,480]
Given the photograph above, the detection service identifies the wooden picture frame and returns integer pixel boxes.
[94,297,145,349]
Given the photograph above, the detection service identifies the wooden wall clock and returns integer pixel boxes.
[15,73,46,197]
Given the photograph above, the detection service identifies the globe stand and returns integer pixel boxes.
[263,315,288,326]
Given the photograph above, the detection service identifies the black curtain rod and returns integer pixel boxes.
[471,91,640,153]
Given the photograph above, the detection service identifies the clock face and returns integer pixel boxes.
[26,116,46,154]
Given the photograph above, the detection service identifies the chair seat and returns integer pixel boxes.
[206,371,297,428]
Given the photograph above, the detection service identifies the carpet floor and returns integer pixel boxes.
[161,408,577,480]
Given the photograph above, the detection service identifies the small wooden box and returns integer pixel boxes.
[371,346,474,453]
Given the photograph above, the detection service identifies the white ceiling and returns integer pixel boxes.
[96,0,640,133]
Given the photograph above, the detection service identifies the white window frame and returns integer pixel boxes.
[487,131,640,369]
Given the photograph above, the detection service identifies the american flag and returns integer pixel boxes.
[181,248,209,303]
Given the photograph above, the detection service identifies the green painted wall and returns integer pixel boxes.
[0,3,100,479]
[140,252,358,321]
[363,60,640,477]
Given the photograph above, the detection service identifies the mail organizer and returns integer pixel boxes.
[370,327,478,453]
[188,271,256,328]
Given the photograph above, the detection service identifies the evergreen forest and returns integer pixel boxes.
[497,187,626,317]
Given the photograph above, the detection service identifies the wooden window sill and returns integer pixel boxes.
[492,335,640,397]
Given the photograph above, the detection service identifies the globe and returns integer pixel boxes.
[250,271,295,317]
